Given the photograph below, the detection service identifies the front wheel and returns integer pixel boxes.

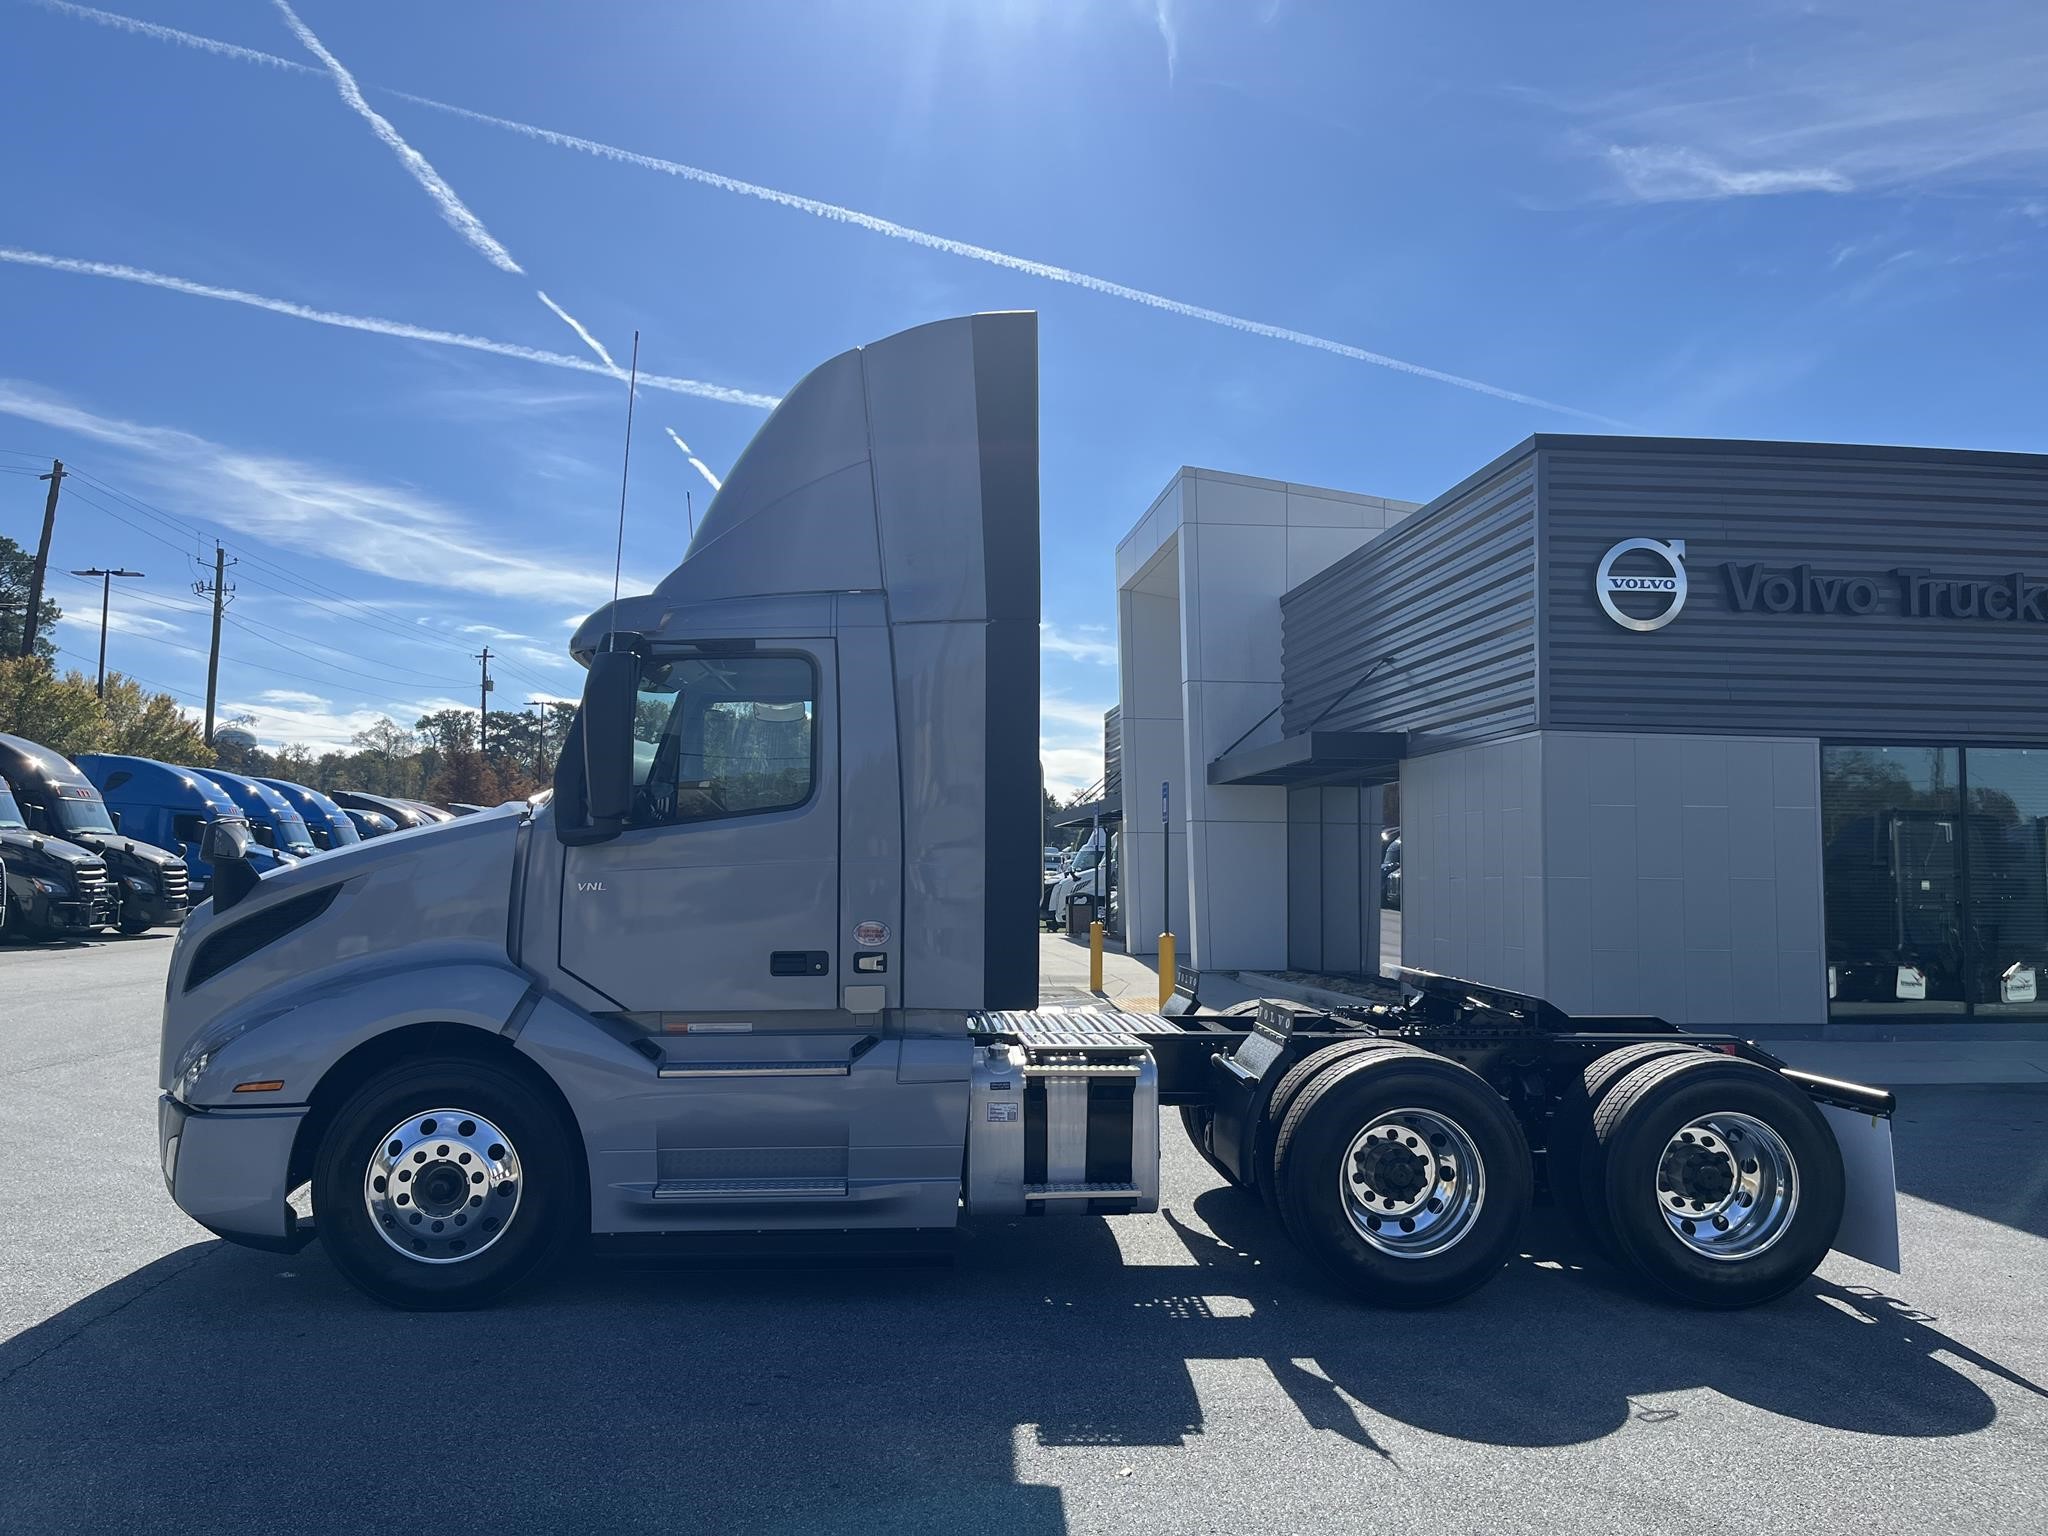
[1593,1054,1844,1308]
[313,1056,576,1310]
[119,909,152,935]
[1272,1052,1531,1307]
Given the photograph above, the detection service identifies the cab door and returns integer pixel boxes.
[558,643,837,1015]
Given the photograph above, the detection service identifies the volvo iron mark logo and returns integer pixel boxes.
[1596,538,1687,632]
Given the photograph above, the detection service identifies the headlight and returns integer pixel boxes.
[178,1051,210,1103]
[30,877,67,896]
[125,875,156,895]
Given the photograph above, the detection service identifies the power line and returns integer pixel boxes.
[26,456,578,690]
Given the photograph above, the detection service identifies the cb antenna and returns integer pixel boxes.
[607,330,640,652]
[686,489,695,543]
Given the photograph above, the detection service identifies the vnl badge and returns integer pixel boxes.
[1596,538,1688,632]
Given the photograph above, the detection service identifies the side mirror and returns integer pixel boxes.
[202,819,260,911]
[109,809,122,832]
[555,645,640,846]
[201,818,251,866]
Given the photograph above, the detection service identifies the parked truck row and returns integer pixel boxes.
[152,313,1900,1317]
[0,730,470,944]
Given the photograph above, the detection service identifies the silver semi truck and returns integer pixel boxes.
[157,313,1898,1311]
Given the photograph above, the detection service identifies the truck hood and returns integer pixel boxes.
[0,827,104,870]
[72,833,186,875]
[163,806,526,1090]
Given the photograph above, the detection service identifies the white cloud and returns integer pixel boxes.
[52,605,183,639]
[1152,0,1180,80]
[1040,692,1110,799]
[1604,145,1852,202]
[1566,8,2048,203]
[1042,623,1117,665]
[217,691,448,754]
[0,379,622,605]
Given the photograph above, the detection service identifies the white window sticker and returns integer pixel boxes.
[987,1101,1020,1123]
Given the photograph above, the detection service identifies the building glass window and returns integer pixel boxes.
[1821,744,2048,1020]
[1963,749,2048,1018]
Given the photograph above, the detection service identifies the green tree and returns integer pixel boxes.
[0,535,61,664]
[101,673,212,763]
[0,656,105,754]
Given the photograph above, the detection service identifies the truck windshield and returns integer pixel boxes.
[276,810,316,855]
[1072,847,1102,871]
[55,795,116,835]
[0,787,25,829]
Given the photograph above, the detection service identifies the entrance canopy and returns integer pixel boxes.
[1206,730,1407,788]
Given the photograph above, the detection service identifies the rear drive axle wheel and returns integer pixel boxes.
[1273,1051,1530,1307]
[1593,1054,1843,1308]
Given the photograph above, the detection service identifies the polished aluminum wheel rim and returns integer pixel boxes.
[1340,1108,1486,1258]
[1655,1111,1798,1261]
[363,1109,521,1265]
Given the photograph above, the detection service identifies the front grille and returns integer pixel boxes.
[74,862,110,907]
[160,865,190,906]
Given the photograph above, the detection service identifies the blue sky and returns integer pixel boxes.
[2,1,2043,793]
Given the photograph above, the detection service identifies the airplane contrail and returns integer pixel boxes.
[30,0,1622,425]
[537,289,624,375]
[0,247,780,408]
[268,0,524,275]
[664,428,723,492]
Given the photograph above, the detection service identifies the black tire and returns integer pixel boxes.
[313,1055,577,1310]
[1251,1039,1422,1209]
[1593,1054,1844,1308]
[119,911,152,935]
[1271,1051,1531,1307]
[1178,1105,1239,1185]
[1553,1042,1705,1252]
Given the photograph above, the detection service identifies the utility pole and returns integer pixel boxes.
[19,459,63,657]
[194,544,236,745]
[475,648,494,755]
[68,566,143,696]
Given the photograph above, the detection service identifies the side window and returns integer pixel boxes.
[173,813,204,842]
[630,654,816,827]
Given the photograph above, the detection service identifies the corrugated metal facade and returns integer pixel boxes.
[1102,706,1122,799]
[1278,436,2048,750]
[1541,439,2048,742]
[1280,448,1539,750]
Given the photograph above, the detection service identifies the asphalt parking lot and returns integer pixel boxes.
[4,937,2047,1534]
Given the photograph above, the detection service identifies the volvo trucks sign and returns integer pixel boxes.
[1596,538,1688,632]
[1598,540,2048,630]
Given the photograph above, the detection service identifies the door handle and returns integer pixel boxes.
[770,951,830,977]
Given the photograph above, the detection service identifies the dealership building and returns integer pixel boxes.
[1115,436,2048,1036]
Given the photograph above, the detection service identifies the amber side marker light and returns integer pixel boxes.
[233,1080,285,1094]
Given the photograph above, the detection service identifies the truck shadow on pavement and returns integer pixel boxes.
[2,1190,2043,1534]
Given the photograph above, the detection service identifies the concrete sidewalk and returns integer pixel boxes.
[1041,948,2048,1088]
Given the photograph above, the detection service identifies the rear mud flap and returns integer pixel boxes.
[1820,1103,1900,1272]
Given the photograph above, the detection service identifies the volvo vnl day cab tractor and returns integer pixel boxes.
[74,753,280,905]
[0,773,117,940]
[342,806,398,840]
[256,777,362,852]
[156,314,1899,1313]
[0,734,188,934]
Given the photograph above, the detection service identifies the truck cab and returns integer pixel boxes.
[194,767,318,861]
[155,314,1896,1316]
[0,772,117,940]
[0,734,187,934]
[256,777,362,852]
[74,753,275,903]
[329,790,440,833]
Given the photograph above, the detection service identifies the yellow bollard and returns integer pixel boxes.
[1088,921,1105,993]
[1157,932,1177,1012]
